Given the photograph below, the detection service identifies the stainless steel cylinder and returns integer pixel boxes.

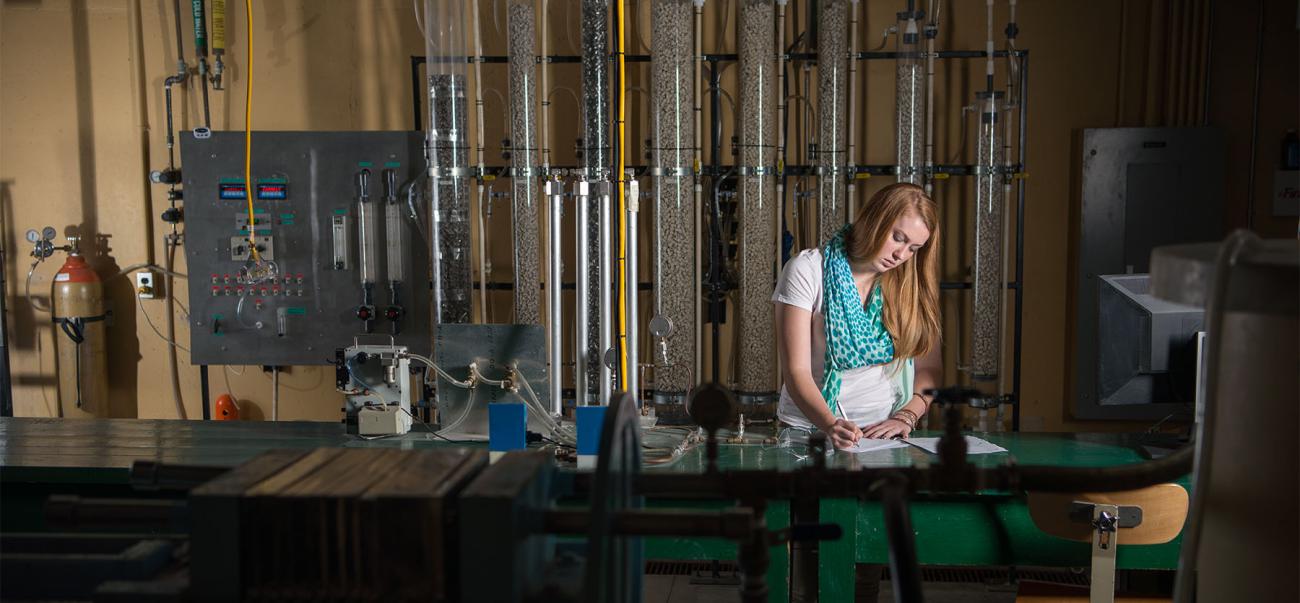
[625,177,640,399]
[574,180,591,407]
[546,178,564,416]
[599,184,614,405]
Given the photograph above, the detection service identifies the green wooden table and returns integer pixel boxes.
[0,418,1186,602]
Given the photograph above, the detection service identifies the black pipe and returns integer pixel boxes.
[1245,1,1265,229]
[411,56,424,130]
[1012,51,1028,432]
[171,0,186,63]
[709,60,723,384]
[0,241,12,417]
[200,365,210,420]
[878,476,924,603]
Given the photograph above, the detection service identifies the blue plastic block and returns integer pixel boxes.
[575,405,607,456]
[488,403,527,452]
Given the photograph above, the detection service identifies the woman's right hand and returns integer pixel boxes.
[826,418,863,450]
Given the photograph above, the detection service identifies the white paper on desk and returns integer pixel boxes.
[843,438,911,454]
[905,436,1007,455]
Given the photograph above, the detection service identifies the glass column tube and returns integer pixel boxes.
[580,0,610,399]
[737,0,778,400]
[971,90,1005,381]
[425,0,472,324]
[508,0,541,324]
[895,10,926,185]
[650,0,696,398]
[816,0,849,242]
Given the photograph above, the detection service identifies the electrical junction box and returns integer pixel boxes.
[358,405,412,436]
[135,271,159,299]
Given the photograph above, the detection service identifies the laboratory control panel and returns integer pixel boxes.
[180,131,431,365]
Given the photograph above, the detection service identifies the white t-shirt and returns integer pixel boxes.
[771,249,897,430]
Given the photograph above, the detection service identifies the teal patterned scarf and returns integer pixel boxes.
[821,226,895,416]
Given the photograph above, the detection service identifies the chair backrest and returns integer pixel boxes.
[1027,483,1188,545]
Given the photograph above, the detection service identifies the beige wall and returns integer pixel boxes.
[3,0,1294,430]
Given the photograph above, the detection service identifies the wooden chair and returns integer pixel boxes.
[1018,483,1188,603]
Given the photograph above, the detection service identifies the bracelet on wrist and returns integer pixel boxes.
[892,409,919,429]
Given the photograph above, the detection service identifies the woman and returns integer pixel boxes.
[772,183,942,450]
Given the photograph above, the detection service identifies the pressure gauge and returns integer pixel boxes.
[25,230,39,244]
[42,226,56,241]
[648,315,673,338]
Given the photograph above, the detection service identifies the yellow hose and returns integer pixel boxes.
[616,1,628,388]
[244,0,258,261]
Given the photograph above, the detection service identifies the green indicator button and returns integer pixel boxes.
[280,213,294,220]
[285,307,307,315]
[384,161,401,168]
[358,161,373,168]
[333,209,347,215]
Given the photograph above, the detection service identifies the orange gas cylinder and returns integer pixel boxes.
[214,394,240,420]
[51,239,109,418]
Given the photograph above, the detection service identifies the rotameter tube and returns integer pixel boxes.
[355,169,377,332]
[383,169,406,334]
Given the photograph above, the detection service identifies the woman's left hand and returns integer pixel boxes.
[861,418,912,440]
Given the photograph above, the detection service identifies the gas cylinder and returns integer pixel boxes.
[51,238,109,418]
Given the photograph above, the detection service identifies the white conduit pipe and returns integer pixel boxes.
[846,0,860,219]
[575,179,590,407]
[692,0,705,384]
[472,0,489,323]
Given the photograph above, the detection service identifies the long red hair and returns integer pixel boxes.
[843,183,941,360]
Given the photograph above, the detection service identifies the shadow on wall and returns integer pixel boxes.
[69,1,139,418]
[2,182,59,416]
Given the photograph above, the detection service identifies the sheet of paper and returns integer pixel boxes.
[903,435,1008,455]
[843,438,911,454]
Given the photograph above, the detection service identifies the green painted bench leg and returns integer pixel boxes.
[819,498,858,603]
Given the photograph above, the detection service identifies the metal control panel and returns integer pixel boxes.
[180,131,430,365]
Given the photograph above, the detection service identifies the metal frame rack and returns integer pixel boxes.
[408,47,1029,431]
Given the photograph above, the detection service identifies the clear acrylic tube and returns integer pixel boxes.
[650,0,696,395]
[425,0,472,324]
[580,0,609,397]
[581,0,610,180]
[971,91,1004,381]
[817,0,849,242]
[895,11,926,185]
[737,0,778,396]
[508,0,541,324]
